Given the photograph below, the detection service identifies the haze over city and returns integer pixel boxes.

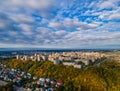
[0,0,120,49]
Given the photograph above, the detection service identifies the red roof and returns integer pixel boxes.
[57,81,63,85]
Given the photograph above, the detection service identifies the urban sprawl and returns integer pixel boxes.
[0,51,107,91]
[16,52,106,69]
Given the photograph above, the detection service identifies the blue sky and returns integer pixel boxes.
[0,0,120,49]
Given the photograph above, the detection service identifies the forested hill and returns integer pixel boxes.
[2,59,120,91]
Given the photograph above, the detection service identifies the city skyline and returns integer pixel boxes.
[0,0,120,49]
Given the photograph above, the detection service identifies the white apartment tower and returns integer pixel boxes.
[24,55,29,61]
[16,55,20,60]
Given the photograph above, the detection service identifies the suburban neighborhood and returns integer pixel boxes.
[0,63,63,91]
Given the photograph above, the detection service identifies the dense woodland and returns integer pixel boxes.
[2,59,120,91]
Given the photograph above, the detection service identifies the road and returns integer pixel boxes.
[93,58,109,66]
[13,85,27,91]
[0,80,7,86]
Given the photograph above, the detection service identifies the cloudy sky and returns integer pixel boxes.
[0,0,120,49]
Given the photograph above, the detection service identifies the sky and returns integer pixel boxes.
[0,0,120,49]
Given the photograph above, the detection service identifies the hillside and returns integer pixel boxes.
[2,59,120,91]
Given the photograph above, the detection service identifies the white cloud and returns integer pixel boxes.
[9,14,35,23]
[108,13,120,20]
[0,22,5,28]
[18,24,34,35]
[49,22,62,29]
[0,0,120,48]
[48,17,100,31]
[8,31,18,36]
[99,1,115,9]
[0,0,57,18]
[0,0,53,10]
[55,30,67,36]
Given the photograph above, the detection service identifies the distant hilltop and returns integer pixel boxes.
[0,48,119,52]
